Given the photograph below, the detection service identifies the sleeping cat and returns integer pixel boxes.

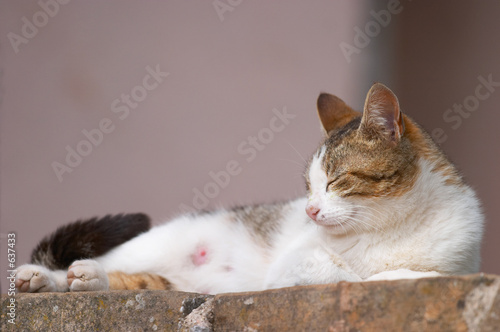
[15,83,484,294]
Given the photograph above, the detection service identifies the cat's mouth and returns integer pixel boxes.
[315,216,347,228]
[314,210,356,232]
[316,219,348,230]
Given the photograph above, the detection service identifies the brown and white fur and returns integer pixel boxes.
[15,83,483,294]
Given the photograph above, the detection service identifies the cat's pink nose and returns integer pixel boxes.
[306,204,320,221]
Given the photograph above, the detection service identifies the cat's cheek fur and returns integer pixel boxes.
[315,195,356,229]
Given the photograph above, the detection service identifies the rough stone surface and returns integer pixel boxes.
[1,290,210,331]
[214,274,500,331]
[2,274,499,331]
[178,298,215,332]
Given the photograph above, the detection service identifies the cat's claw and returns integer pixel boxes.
[15,264,57,293]
[67,259,109,291]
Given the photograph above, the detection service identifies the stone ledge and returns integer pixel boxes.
[2,274,499,331]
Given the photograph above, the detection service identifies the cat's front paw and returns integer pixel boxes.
[365,269,441,281]
[67,259,109,291]
[15,264,58,293]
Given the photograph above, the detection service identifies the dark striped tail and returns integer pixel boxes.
[31,213,151,270]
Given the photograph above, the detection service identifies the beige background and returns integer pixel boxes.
[1,1,499,293]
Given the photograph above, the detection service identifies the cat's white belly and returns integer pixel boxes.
[96,212,274,293]
[97,198,313,294]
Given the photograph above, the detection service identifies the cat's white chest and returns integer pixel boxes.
[327,234,415,279]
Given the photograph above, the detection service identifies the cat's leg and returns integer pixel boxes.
[264,230,361,289]
[107,271,173,290]
[16,264,69,292]
[17,261,176,292]
[265,249,361,289]
[365,269,441,281]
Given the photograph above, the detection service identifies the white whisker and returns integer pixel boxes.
[284,139,308,164]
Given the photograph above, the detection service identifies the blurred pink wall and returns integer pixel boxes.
[0,0,366,292]
[393,1,500,280]
[1,1,498,293]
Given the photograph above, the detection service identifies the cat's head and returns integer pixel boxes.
[305,83,460,234]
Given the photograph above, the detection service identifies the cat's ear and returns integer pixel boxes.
[317,93,360,134]
[359,83,405,145]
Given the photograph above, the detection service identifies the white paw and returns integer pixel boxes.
[67,259,109,292]
[16,264,57,293]
[366,269,441,281]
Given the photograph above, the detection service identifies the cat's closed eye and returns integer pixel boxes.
[349,171,398,183]
[326,173,353,193]
[326,177,340,191]
[326,170,396,197]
